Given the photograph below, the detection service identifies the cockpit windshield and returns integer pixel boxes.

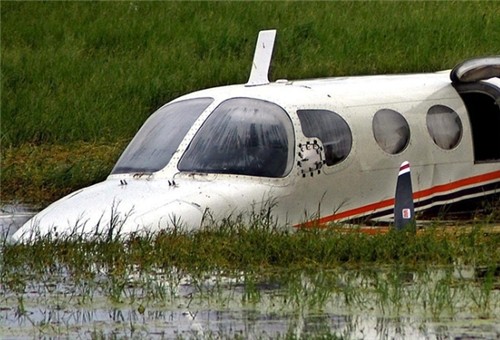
[178,98,294,177]
[112,98,213,174]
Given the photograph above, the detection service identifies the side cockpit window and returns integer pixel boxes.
[297,109,352,166]
[178,98,294,178]
[112,98,213,174]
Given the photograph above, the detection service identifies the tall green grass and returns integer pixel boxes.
[2,1,499,147]
[1,141,125,204]
[4,222,499,275]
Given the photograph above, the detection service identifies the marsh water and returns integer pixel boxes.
[1,206,499,339]
[0,204,37,240]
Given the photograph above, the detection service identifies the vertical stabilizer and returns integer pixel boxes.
[394,161,415,230]
[246,30,276,86]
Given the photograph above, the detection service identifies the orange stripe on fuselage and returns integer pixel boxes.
[413,170,500,199]
[301,170,500,227]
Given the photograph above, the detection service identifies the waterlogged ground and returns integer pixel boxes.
[0,204,36,240]
[1,208,499,339]
[1,265,499,339]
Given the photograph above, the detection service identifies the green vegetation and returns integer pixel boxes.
[4,222,500,274]
[1,1,500,203]
[2,5,499,336]
[1,223,499,337]
[1,141,125,204]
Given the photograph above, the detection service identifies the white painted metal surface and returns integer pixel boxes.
[246,29,276,86]
[13,31,500,241]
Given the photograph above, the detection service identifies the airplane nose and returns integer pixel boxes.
[11,179,204,242]
[131,200,205,234]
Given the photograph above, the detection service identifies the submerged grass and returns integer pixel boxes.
[1,221,499,338]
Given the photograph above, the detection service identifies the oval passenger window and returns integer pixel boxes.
[372,109,410,154]
[426,105,463,150]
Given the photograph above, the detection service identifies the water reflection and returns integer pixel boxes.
[0,266,498,339]
[3,304,498,339]
[0,204,37,241]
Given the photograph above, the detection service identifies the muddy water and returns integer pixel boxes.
[1,208,499,339]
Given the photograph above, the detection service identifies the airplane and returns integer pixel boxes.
[13,30,500,241]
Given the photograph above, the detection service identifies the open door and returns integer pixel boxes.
[450,56,500,83]
[451,57,500,163]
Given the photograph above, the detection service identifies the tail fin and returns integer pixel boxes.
[394,161,415,230]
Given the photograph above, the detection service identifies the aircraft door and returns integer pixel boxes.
[454,82,500,163]
[451,56,500,163]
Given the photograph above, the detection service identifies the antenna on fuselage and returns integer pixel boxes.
[394,161,415,230]
[246,29,277,87]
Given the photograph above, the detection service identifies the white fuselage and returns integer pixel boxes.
[13,73,500,241]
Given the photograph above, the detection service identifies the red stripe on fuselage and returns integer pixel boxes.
[413,171,500,200]
[300,170,500,227]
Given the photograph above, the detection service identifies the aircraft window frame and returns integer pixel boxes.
[178,97,295,178]
[111,97,214,174]
[372,109,410,155]
[426,104,463,150]
[297,109,352,166]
